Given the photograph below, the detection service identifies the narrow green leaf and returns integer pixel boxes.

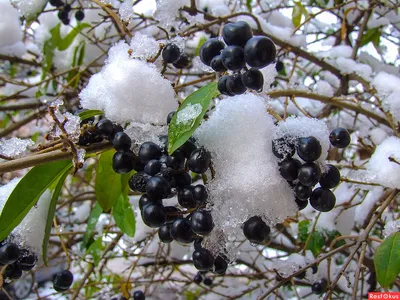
[0,160,71,241]
[42,166,72,265]
[95,150,122,212]
[58,23,90,51]
[360,28,381,48]
[292,2,303,28]
[81,203,103,250]
[78,109,104,121]
[77,42,86,66]
[374,232,400,288]
[307,231,325,256]
[168,82,219,154]
[113,195,136,237]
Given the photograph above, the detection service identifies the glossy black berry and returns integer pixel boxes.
[312,278,327,295]
[4,263,22,280]
[179,138,197,158]
[244,36,276,68]
[159,155,173,168]
[133,290,145,300]
[210,55,227,72]
[297,136,322,162]
[109,123,124,141]
[64,4,71,12]
[0,243,20,265]
[53,270,74,292]
[170,218,194,244]
[199,38,225,66]
[139,194,160,210]
[193,248,214,271]
[319,164,341,189]
[188,148,211,173]
[144,159,162,176]
[165,206,181,223]
[191,210,214,235]
[243,216,270,244]
[50,0,63,7]
[222,21,253,47]
[279,158,301,182]
[178,187,196,208]
[139,142,162,163]
[173,53,190,69]
[298,163,321,187]
[167,111,175,124]
[194,273,203,284]
[272,138,296,159]
[295,198,308,210]
[17,250,37,270]
[58,10,69,21]
[129,172,151,193]
[171,172,192,188]
[242,68,264,91]
[329,127,350,148]
[112,132,131,152]
[295,183,312,200]
[217,75,234,96]
[214,255,228,275]
[158,224,173,243]
[203,277,213,286]
[193,184,208,203]
[141,204,166,228]
[220,46,245,71]
[61,17,70,25]
[226,74,246,95]
[146,176,171,200]
[310,188,336,212]
[96,119,113,137]
[162,44,180,63]
[171,150,185,170]
[75,10,84,21]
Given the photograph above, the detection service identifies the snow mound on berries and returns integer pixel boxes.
[367,136,400,189]
[10,0,47,18]
[274,116,330,164]
[79,41,177,125]
[0,0,23,47]
[194,94,296,256]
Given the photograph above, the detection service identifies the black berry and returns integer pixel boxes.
[4,263,22,280]
[173,53,190,69]
[218,75,234,96]
[0,243,20,265]
[193,248,215,271]
[279,158,301,182]
[129,172,151,193]
[178,187,196,208]
[158,224,173,243]
[244,36,276,68]
[50,0,63,7]
[275,60,284,72]
[194,273,203,284]
[109,123,124,141]
[193,184,208,203]
[141,204,167,228]
[310,188,336,212]
[144,159,162,176]
[199,38,225,66]
[112,132,131,152]
[329,127,350,148]
[139,194,160,210]
[162,44,180,63]
[272,138,296,159]
[295,183,312,200]
[96,119,113,137]
[242,68,264,91]
[139,142,162,163]
[179,138,197,158]
[170,218,194,244]
[191,210,214,235]
[53,270,74,292]
[188,148,211,173]
[297,136,322,162]
[203,277,213,286]
[319,164,341,189]
[298,162,322,187]
[295,198,308,210]
[312,278,327,295]
[222,21,253,47]
[210,55,227,72]
[243,216,270,244]
[220,46,245,71]
[133,290,145,300]
[146,176,171,200]
[214,255,228,275]
[171,172,192,188]
[226,74,246,95]
[75,10,85,21]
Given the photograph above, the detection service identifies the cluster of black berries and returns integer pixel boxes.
[50,0,85,25]
[199,21,276,95]
[274,127,351,212]
[193,271,214,286]
[0,241,37,283]
[162,44,190,69]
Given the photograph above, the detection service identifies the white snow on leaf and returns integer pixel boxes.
[176,103,202,124]
[0,138,34,158]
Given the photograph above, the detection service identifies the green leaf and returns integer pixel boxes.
[246,0,252,11]
[78,109,104,121]
[360,28,381,49]
[195,36,207,56]
[42,166,71,265]
[86,237,103,265]
[58,23,90,51]
[374,232,400,288]
[292,2,303,28]
[168,82,219,154]
[298,220,310,242]
[0,160,72,241]
[81,203,103,250]
[113,195,136,237]
[307,231,325,256]
[95,150,122,212]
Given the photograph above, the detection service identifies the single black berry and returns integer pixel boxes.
[165,206,181,223]
[179,138,197,158]
[226,74,246,95]
[170,218,194,244]
[133,290,145,300]
[329,127,350,148]
[203,277,213,286]
[275,60,284,72]
[214,255,228,275]
[171,172,192,188]
[53,270,74,292]
[243,216,270,244]
[58,10,69,21]
[173,53,190,69]
[191,210,214,235]
[112,132,131,152]
[139,194,160,210]
[159,155,173,168]
[297,136,322,162]
[109,123,124,141]
[242,68,264,91]
[210,55,227,72]
[199,38,225,66]
[295,183,312,200]
[193,248,215,271]
[146,176,171,200]
[244,36,276,68]
[217,75,234,96]
[139,142,162,163]
[49,0,63,7]
[129,172,151,193]
[310,188,336,212]
[312,278,327,295]
[194,273,203,284]
[167,111,175,124]
[171,150,185,170]
[0,243,20,265]
[279,158,301,182]
[75,10,85,21]
[193,184,208,203]
[298,163,321,187]
[4,263,22,280]
[96,119,113,137]
[158,224,173,243]
[272,138,296,159]
[319,164,341,189]
[220,46,245,71]
[222,21,253,47]
[144,159,162,176]
[188,148,211,173]
[162,44,180,63]
[17,250,37,271]
[141,204,167,228]
[178,187,196,208]
[64,4,71,12]
[295,198,308,210]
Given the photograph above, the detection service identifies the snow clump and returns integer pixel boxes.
[10,0,47,19]
[0,138,34,158]
[0,0,23,47]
